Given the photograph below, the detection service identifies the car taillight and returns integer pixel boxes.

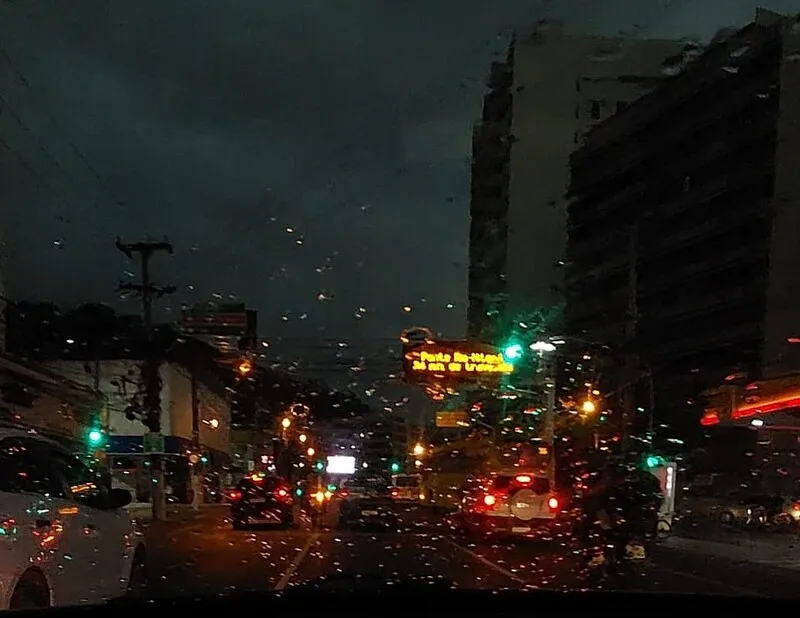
[515,475,532,484]
[548,496,559,510]
[391,490,399,497]
[228,490,242,501]
[339,491,348,498]
[483,494,496,507]
[275,488,289,500]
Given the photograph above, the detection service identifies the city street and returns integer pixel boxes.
[140,505,800,598]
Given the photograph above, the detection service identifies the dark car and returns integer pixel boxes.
[338,480,399,529]
[229,474,294,529]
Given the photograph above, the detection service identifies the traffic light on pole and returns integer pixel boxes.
[644,454,664,469]
[390,462,400,473]
[501,341,524,363]
[87,428,105,448]
[315,460,325,471]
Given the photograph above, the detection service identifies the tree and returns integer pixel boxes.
[62,303,119,360]
[5,301,61,358]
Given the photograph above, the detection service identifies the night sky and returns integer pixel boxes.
[0,0,794,392]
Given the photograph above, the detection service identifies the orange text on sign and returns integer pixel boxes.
[410,350,514,375]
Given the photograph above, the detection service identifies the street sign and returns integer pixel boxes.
[435,411,469,428]
[403,340,514,386]
[143,433,165,454]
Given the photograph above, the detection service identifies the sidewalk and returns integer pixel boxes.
[664,533,800,569]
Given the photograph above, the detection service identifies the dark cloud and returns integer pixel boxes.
[0,0,794,381]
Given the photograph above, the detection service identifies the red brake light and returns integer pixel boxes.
[483,494,496,506]
[391,490,399,497]
[228,490,242,501]
[548,496,559,510]
[514,475,532,484]
[276,488,288,498]
[339,491,348,498]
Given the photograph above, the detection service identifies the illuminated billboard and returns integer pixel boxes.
[326,455,356,475]
[403,341,514,384]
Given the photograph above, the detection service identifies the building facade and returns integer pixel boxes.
[565,9,800,432]
[468,21,683,340]
[44,359,231,501]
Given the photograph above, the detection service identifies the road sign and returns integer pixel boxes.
[435,411,469,428]
[403,340,514,386]
[143,433,165,454]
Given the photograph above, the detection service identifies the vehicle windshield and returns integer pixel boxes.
[393,476,421,488]
[0,0,795,609]
[238,477,283,495]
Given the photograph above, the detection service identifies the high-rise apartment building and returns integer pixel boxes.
[565,9,800,427]
[468,21,683,340]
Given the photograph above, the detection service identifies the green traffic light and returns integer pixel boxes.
[200,455,209,464]
[390,462,400,473]
[87,429,103,445]
[645,455,662,468]
[502,343,524,362]
[295,488,303,497]
[315,461,324,471]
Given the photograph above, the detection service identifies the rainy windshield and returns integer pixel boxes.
[1,0,799,610]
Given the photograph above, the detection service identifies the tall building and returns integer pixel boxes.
[565,9,800,428]
[360,415,408,473]
[468,21,683,340]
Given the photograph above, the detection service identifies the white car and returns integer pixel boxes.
[0,429,146,609]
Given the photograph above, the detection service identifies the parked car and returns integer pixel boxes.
[0,429,146,609]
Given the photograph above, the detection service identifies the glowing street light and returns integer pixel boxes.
[581,400,596,414]
[237,359,253,375]
[299,433,308,443]
[307,447,315,457]
[412,443,425,457]
[281,417,291,429]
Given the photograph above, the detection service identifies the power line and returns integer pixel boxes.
[0,40,127,209]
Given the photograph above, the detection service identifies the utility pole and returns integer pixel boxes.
[621,224,639,457]
[115,238,176,521]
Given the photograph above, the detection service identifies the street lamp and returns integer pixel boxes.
[307,447,315,457]
[299,433,308,443]
[530,341,557,353]
[412,443,425,457]
[581,399,596,414]
[281,417,291,429]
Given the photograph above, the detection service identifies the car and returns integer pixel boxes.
[0,429,145,610]
[390,473,424,504]
[338,480,399,529]
[229,474,294,529]
[456,471,564,539]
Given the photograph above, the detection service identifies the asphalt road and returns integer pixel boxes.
[141,504,800,598]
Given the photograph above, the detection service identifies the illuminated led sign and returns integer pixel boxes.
[406,346,514,378]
